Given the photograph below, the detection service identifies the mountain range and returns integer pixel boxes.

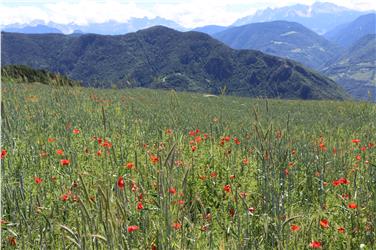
[232,2,370,34]
[212,20,341,70]
[2,17,185,35]
[1,27,348,100]
[324,13,376,47]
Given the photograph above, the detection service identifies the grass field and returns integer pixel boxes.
[1,83,375,249]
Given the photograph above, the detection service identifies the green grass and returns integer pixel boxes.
[1,82,375,249]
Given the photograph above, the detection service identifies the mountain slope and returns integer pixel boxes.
[1,65,80,86]
[213,21,341,70]
[192,25,227,35]
[233,2,367,34]
[1,27,348,100]
[322,34,376,100]
[324,13,376,48]
[2,24,62,34]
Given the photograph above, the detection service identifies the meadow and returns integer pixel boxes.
[1,82,375,249]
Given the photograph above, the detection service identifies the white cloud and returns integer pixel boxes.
[0,0,375,27]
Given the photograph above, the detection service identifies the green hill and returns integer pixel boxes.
[213,21,341,70]
[1,26,348,100]
[322,34,376,100]
[1,64,80,86]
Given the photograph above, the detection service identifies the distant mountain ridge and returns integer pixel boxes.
[1,26,348,100]
[213,21,341,70]
[324,13,376,47]
[233,2,369,34]
[2,24,62,34]
[2,17,185,35]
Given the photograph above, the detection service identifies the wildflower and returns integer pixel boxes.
[8,236,16,246]
[172,222,182,230]
[290,224,301,232]
[242,158,249,165]
[355,155,361,161]
[34,177,42,184]
[248,207,255,215]
[72,129,80,134]
[233,137,241,145]
[320,219,329,229]
[210,172,218,178]
[97,150,102,156]
[191,145,197,152]
[1,149,8,159]
[165,128,173,135]
[127,225,139,233]
[169,187,177,195]
[47,138,56,143]
[102,140,112,148]
[60,159,70,166]
[337,227,345,233]
[195,136,202,143]
[126,162,134,169]
[61,193,70,202]
[348,202,357,209]
[117,176,125,189]
[177,200,185,206]
[150,154,159,164]
[223,184,231,193]
[56,149,64,155]
[137,202,144,210]
[309,241,322,248]
[352,139,361,144]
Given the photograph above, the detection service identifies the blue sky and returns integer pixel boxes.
[1,0,375,27]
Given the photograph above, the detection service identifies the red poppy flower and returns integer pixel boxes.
[320,219,329,229]
[169,187,176,195]
[177,200,185,205]
[337,227,345,233]
[290,224,301,232]
[61,193,69,202]
[137,202,144,210]
[127,225,139,233]
[309,241,322,248]
[195,136,202,143]
[126,162,134,169]
[348,202,357,209]
[242,158,249,165]
[352,139,361,144]
[56,149,64,155]
[8,236,16,246]
[102,140,112,148]
[248,207,255,215]
[224,136,230,142]
[1,149,7,159]
[72,129,80,134]
[165,129,173,135]
[60,159,70,166]
[117,176,125,189]
[150,154,159,164]
[34,177,42,184]
[172,222,181,230]
[355,155,361,161]
[210,172,217,178]
[233,138,241,145]
[191,146,197,152]
[223,184,231,193]
[47,138,56,143]
[284,168,289,176]
[97,150,102,156]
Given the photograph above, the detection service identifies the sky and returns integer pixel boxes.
[1,0,375,28]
